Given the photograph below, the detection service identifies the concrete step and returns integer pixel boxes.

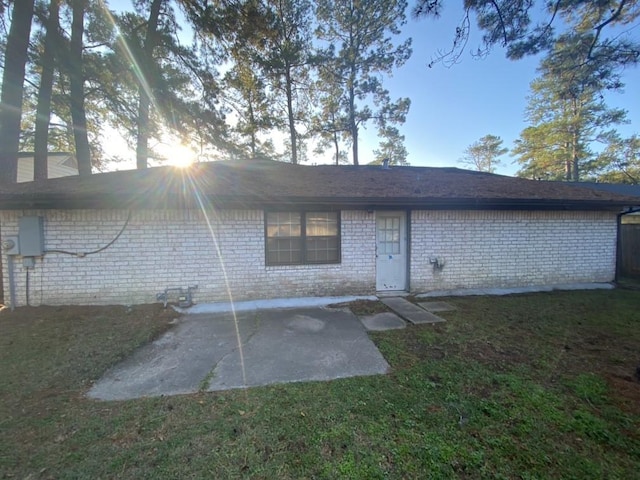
[418,301,456,313]
[379,297,446,325]
[360,312,407,331]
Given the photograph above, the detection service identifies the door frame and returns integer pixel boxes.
[375,210,410,292]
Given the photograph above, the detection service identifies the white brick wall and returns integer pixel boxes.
[0,209,376,306]
[0,208,618,306]
[410,210,618,291]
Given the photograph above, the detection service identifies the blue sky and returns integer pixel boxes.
[358,6,640,176]
[107,1,639,176]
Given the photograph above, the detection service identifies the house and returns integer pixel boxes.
[17,152,79,183]
[0,160,637,307]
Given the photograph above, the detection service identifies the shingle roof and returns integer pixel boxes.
[0,159,637,210]
[573,182,640,199]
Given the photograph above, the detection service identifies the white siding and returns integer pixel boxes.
[17,155,78,183]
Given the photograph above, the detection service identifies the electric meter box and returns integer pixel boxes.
[18,216,44,257]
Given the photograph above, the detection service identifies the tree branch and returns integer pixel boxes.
[588,0,628,60]
[489,0,508,46]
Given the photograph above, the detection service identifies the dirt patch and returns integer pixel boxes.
[461,340,531,370]
[605,374,640,415]
[0,302,178,326]
[400,332,452,361]
[532,329,640,418]
[329,299,390,316]
[605,374,640,418]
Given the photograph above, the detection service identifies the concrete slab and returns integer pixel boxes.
[417,282,614,298]
[418,301,456,313]
[88,307,389,400]
[379,297,446,325]
[360,312,407,331]
[376,291,410,298]
[207,308,389,391]
[88,312,258,400]
[178,295,378,314]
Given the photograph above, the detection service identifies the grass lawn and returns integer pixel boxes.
[1,290,639,479]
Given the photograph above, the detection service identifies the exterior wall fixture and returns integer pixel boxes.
[156,285,198,308]
[429,257,445,271]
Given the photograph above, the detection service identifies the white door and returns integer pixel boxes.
[376,211,407,291]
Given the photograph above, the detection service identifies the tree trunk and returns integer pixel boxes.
[0,0,35,183]
[70,0,91,176]
[34,0,62,182]
[348,84,358,165]
[565,142,572,181]
[333,130,340,165]
[285,67,297,164]
[570,130,580,181]
[136,0,163,169]
[248,97,257,158]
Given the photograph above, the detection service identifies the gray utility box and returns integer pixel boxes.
[18,216,44,256]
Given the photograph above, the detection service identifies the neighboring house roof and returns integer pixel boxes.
[574,182,640,200]
[17,152,79,183]
[0,160,638,210]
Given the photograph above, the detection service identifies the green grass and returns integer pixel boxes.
[1,291,640,479]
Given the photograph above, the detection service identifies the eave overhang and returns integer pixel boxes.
[0,192,631,212]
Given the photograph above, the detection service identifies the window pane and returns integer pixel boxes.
[377,216,401,255]
[267,237,302,264]
[267,212,301,237]
[306,213,339,263]
[306,212,338,237]
[306,236,339,263]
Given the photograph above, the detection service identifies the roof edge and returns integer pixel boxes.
[0,193,630,211]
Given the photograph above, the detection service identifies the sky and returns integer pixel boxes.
[372,6,640,176]
[107,1,640,177]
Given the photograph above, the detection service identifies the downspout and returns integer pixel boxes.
[616,206,640,282]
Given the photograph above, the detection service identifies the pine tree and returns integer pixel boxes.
[372,126,409,166]
[223,56,277,159]
[0,0,35,183]
[33,0,62,181]
[315,0,412,165]
[136,0,163,169]
[459,134,507,173]
[260,0,314,164]
[414,1,639,74]
[513,72,626,181]
[596,134,640,184]
[70,0,92,176]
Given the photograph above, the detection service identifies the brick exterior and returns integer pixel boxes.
[0,208,617,306]
[0,209,375,306]
[410,210,617,291]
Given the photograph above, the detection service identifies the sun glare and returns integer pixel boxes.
[158,142,198,168]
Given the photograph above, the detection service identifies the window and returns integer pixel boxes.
[266,211,340,265]
[376,216,401,254]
